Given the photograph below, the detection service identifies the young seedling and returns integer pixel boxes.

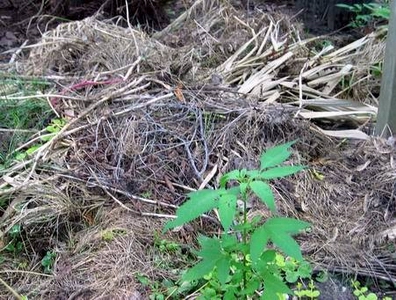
[163,141,311,299]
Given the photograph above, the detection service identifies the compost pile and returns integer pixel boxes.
[0,0,395,298]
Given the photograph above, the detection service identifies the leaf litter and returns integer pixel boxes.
[0,0,395,298]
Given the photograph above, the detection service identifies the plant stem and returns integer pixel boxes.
[242,191,248,299]
[0,276,24,300]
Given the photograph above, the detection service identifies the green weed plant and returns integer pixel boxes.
[163,141,311,299]
[337,2,390,29]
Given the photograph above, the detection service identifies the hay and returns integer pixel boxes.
[0,0,395,298]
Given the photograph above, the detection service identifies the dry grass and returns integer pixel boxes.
[0,0,395,299]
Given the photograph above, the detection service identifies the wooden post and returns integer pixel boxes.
[375,0,396,137]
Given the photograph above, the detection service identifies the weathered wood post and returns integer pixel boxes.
[375,0,396,137]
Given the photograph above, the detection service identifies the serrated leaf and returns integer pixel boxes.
[242,278,260,295]
[271,233,303,261]
[182,259,216,282]
[183,236,224,282]
[197,235,222,259]
[250,226,270,264]
[260,141,296,170]
[298,261,313,278]
[260,166,304,180]
[261,250,277,264]
[251,218,310,263]
[218,193,237,231]
[224,288,236,300]
[265,218,311,234]
[217,257,230,286]
[220,234,238,249]
[240,182,248,196]
[220,170,240,188]
[250,181,276,212]
[261,272,292,300]
[163,189,220,232]
[264,218,310,261]
[246,170,261,180]
[226,186,241,196]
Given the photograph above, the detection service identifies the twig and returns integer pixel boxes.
[0,276,24,300]
[0,270,52,277]
[21,77,147,184]
[141,212,177,219]
[0,128,38,133]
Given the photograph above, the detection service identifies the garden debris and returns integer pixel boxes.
[0,0,394,298]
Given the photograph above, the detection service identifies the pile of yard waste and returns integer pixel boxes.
[0,0,395,299]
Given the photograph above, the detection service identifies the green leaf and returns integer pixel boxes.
[183,259,215,282]
[285,270,299,283]
[260,141,296,170]
[271,233,304,261]
[220,170,240,188]
[315,270,329,283]
[249,181,276,212]
[250,226,270,264]
[163,189,220,232]
[45,125,56,133]
[246,170,261,180]
[15,152,27,161]
[26,144,41,155]
[224,288,236,300]
[242,278,260,295]
[298,261,313,278]
[251,218,310,263]
[260,166,304,180]
[308,290,320,297]
[265,218,310,261]
[260,250,277,265]
[183,236,226,283]
[220,234,238,250]
[261,272,292,300]
[196,235,223,260]
[366,293,378,300]
[217,257,230,286]
[336,3,355,10]
[40,133,55,142]
[265,218,311,234]
[218,193,237,231]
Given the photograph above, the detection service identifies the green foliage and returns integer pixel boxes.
[163,141,311,299]
[350,280,394,300]
[336,1,390,29]
[41,250,56,274]
[2,224,24,255]
[135,271,196,300]
[0,77,55,170]
[12,118,66,162]
[352,280,377,300]
[101,228,127,242]
[154,238,180,253]
[294,280,320,299]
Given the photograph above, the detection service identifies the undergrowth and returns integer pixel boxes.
[163,141,311,299]
[0,76,54,170]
